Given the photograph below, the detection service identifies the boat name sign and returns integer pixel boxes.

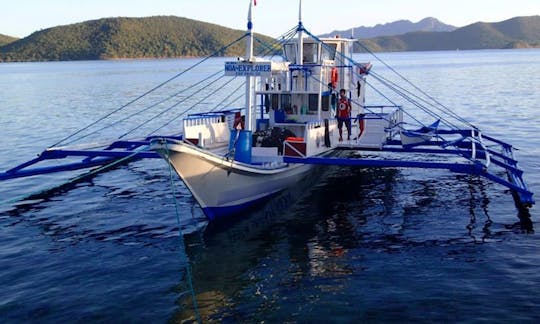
[225,62,272,77]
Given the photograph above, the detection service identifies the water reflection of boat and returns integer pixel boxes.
[174,165,382,321]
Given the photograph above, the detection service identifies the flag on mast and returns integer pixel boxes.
[254,0,257,6]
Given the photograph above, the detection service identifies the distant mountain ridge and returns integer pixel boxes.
[0,33,18,46]
[0,16,272,62]
[1,15,539,62]
[320,17,456,38]
[359,16,540,52]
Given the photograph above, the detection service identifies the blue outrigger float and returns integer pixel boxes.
[0,1,534,219]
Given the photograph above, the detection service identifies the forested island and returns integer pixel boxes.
[1,15,539,62]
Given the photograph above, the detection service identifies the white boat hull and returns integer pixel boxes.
[153,140,313,220]
[400,130,433,147]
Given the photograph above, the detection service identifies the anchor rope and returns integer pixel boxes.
[164,141,202,323]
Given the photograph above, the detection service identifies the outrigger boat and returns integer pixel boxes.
[400,119,440,147]
[0,0,534,222]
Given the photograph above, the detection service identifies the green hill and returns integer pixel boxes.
[2,15,539,61]
[0,16,271,62]
[358,16,540,52]
[0,34,18,46]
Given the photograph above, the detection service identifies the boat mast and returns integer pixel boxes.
[297,0,303,66]
[245,0,255,131]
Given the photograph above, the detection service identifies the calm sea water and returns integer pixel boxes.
[1,49,539,322]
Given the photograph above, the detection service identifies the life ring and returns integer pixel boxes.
[330,67,338,89]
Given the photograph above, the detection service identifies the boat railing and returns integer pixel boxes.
[306,120,327,130]
[363,105,402,114]
[183,116,230,148]
[283,139,307,158]
[385,108,404,141]
[470,128,491,169]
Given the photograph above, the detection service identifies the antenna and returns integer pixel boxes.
[245,0,254,130]
[297,0,303,65]
[298,0,302,22]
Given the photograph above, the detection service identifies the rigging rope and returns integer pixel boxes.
[211,81,246,112]
[354,39,476,129]
[145,26,299,135]
[368,70,462,129]
[302,27,476,131]
[148,74,242,136]
[366,75,452,128]
[56,24,301,148]
[64,70,224,145]
[123,71,228,138]
[50,34,249,148]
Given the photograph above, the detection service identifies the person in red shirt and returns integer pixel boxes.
[337,88,351,141]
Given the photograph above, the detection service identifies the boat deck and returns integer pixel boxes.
[1,127,533,209]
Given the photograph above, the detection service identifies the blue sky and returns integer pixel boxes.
[2,0,538,38]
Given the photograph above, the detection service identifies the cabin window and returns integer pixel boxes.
[321,95,330,111]
[271,94,279,109]
[321,43,337,61]
[308,94,318,112]
[264,94,271,112]
[303,43,318,64]
[281,94,292,112]
[283,44,297,63]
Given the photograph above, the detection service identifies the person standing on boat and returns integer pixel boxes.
[337,88,352,141]
[233,112,245,130]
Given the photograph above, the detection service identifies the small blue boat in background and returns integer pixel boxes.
[400,119,440,147]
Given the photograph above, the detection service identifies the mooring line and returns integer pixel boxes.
[164,141,202,323]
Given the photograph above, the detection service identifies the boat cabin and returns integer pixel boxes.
[255,37,367,128]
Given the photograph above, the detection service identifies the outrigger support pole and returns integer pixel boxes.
[0,137,181,181]
[284,148,534,209]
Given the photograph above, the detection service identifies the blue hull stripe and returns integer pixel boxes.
[202,193,278,221]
